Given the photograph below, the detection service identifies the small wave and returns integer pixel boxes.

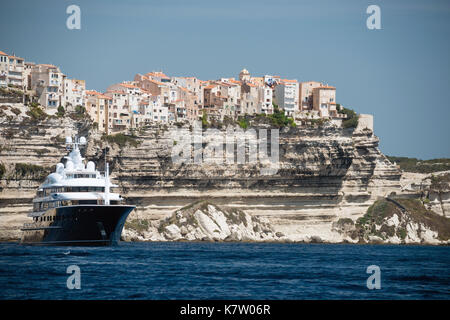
[60,251,91,257]
[391,275,444,282]
[127,292,146,299]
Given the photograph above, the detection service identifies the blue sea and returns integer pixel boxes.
[0,242,449,300]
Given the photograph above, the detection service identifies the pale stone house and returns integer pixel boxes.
[312,85,337,117]
[259,85,273,114]
[241,81,259,115]
[299,81,322,111]
[86,90,112,134]
[273,79,299,116]
[0,50,25,89]
[63,78,86,110]
[31,64,65,112]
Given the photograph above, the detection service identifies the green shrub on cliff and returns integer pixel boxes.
[26,103,47,121]
[14,163,48,179]
[430,173,450,191]
[201,110,209,128]
[354,198,450,242]
[69,105,88,121]
[387,156,450,173]
[101,133,141,148]
[237,116,249,129]
[57,105,65,117]
[0,163,5,179]
[268,104,296,128]
[309,118,329,127]
[125,219,149,233]
[339,106,358,129]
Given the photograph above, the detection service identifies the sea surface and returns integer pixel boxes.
[0,242,449,300]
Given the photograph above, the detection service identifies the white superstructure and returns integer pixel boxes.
[30,136,123,218]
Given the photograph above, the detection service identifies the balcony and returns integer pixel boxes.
[48,94,59,101]
[9,65,24,73]
[8,72,22,79]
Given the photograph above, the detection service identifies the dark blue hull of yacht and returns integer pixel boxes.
[20,205,135,246]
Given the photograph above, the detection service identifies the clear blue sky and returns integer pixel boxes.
[1,0,449,159]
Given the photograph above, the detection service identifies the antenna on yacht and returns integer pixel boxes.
[104,145,110,205]
[105,162,110,205]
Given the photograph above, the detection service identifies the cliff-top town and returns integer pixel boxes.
[0,49,348,134]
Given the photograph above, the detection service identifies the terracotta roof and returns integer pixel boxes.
[0,51,7,56]
[8,55,24,60]
[281,79,298,83]
[204,84,217,89]
[105,90,124,94]
[39,63,57,67]
[145,71,169,79]
[98,94,112,100]
[314,85,336,90]
[120,83,139,89]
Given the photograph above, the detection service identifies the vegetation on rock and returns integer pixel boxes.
[268,104,296,128]
[68,105,88,121]
[0,163,5,179]
[101,133,141,148]
[14,163,49,179]
[354,198,450,242]
[387,156,450,173]
[338,106,359,129]
[26,103,47,121]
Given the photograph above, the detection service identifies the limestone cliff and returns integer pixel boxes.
[3,102,445,244]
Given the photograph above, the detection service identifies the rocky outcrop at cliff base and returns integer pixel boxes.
[122,201,283,242]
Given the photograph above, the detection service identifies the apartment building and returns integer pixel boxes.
[104,90,132,131]
[63,78,86,110]
[149,95,169,122]
[134,74,172,105]
[86,90,112,134]
[273,79,299,116]
[171,76,203,108]
[23,62,35,91]
[299,81,322,111]
[0,50,25,88]
[312,85,337,117]
[7,55,25,88]
[203,84,227,119]
[106,83,142,113]
[145,71,171,83]
[31,64,65,111]
[241,81,259,115]
[259,85,273,114]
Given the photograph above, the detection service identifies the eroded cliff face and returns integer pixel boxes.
[0,103,92,240]
[0,104,405,242]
